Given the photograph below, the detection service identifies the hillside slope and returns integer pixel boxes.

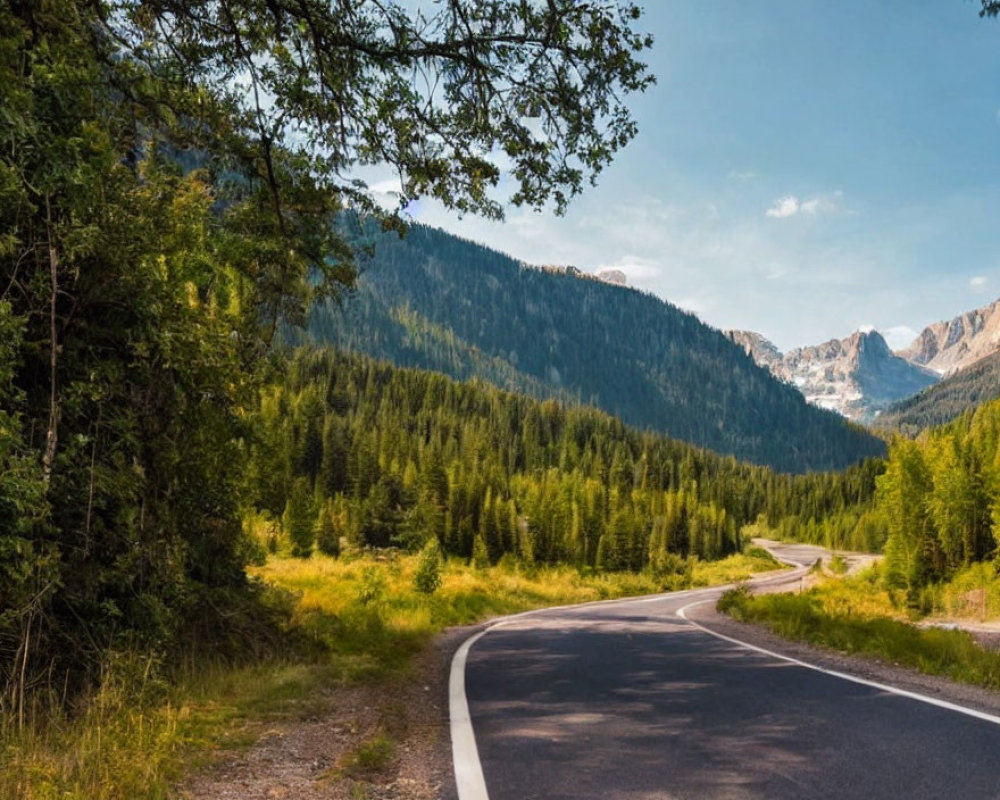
[305,223,884,473]
[875,350,1000,435]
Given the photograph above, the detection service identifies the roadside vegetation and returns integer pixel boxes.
[2,544,782,800]
[719,564,1000,691]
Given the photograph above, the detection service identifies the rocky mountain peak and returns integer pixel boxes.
[728,327,937,421]
[897,298,1000,376]
[594,268,628,286]
[849,329,892,361]
[725,330,782,367]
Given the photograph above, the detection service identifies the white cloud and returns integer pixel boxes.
[766,196,801,218]
[970,275,988,288]
[880,325,919,351]
[766,191,843,219]
[368,178,403,195]
[799,198,822,214]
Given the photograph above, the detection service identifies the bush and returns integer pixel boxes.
[413,539,442,595]
[357,567,388,608]
[716,583,752,618]
[829,554,848,575]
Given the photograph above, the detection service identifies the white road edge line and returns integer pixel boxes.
[677,598,1000,727]
[450,628,490,800]
[449,562,811,800]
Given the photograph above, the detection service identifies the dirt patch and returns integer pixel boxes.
[177,626,477,800]
[688,601,1000,719]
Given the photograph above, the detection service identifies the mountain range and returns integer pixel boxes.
[301,219,1000,459]
[898,298,1000,376]
[302,221,884,473]
[729,297,1000,423]
[725,329,938,421]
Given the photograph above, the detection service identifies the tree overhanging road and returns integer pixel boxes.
[452,550,1000,800]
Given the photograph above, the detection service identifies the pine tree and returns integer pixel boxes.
[284,478,316,558]
[414,538,443,595]
[316,504,341,558]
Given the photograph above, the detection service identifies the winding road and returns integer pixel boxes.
[450,544,1000,799]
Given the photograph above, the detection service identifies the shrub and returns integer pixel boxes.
[414,539,442,595]
[716,583,752,618]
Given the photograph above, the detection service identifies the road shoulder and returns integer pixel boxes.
[177,626,468,800]
[686,599,1000,721]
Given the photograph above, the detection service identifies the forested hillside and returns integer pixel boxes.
[251,348,884,570]
[875,350,1000,435]
[304,223,884,473]
[875,396,1000,599]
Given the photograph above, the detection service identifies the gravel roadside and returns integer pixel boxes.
[176,625,470,800]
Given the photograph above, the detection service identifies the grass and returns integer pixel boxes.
[336,732,396,778]
[718,572,1000,690]
[2,547,783,799]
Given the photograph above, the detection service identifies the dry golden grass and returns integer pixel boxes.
[3,547,782,799]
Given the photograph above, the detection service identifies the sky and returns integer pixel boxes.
[371,1,1000,353]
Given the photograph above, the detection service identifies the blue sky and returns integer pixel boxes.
[378,1,1000,352]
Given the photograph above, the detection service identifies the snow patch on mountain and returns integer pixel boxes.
[727,329,939,421]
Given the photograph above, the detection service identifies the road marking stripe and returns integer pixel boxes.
[677,599,1000,727]
[450,628,491,800]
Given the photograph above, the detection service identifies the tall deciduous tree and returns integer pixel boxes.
[0,0,652,705]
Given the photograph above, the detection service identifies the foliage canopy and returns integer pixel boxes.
[0,0,651,712]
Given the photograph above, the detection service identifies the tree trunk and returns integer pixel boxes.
[42,195,60,488]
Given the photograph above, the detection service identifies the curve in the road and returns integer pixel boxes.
[448,584,733,800]
[450,562,1000,800]
[449,572,806,800]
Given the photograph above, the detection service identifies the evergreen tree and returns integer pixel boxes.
[316,504,341,558]
[414,538,443,595]
[283,478,316,558]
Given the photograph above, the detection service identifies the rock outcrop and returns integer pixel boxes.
[897,298,1000,376]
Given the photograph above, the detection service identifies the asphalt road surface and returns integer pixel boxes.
[457,550,1000,799]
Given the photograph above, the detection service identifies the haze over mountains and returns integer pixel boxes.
[303,222,883,473]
